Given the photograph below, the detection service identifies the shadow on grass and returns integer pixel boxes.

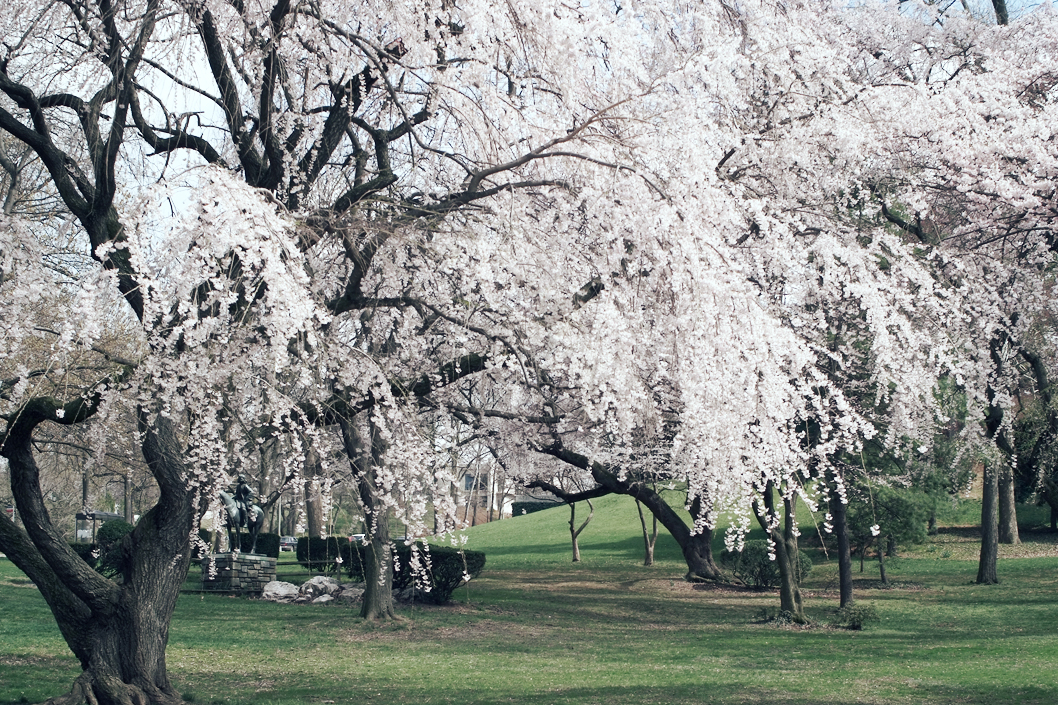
[180,681,1058,705]
[912,683,1058,705]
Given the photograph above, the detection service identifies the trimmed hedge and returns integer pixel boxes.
[297,536,343,572]
[511,501,560,516]
[239,532,280,557]
[69,542,98,568]
[68,521,133,577]
[341,540,486,604]
[720,539,812,590]
[96,520,134,578]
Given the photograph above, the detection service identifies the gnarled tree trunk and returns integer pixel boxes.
[1,409,195,705]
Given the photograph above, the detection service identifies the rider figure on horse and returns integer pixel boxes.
[220,475,264,554]
[234,475,254,527]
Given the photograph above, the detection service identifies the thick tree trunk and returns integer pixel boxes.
[1,409,194,705]
[829,490,854,608]
[680,508,722,581]
[877,542,888,585]
[777,497,806,622]
[992,0,1009,24]
[359,503,396,621]
[977,463,1000,585]
[998,466,1020,545]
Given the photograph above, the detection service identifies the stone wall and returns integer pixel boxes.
[200,553,277,594]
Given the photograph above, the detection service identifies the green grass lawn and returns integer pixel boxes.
[3,496,1058,705]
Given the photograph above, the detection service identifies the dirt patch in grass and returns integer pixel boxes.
[1,576,38,589]
[689,581,766,596]
[0,654,74,668]
[924,526,1058,560]
[233,678,276,693]
[338,617,551,645]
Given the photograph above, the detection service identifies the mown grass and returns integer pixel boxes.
[3,495,1058,705]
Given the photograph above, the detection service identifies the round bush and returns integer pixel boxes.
[720,539,812,590]
[341,540,486,604]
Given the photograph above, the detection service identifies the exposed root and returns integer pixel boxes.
[42,671,182,705]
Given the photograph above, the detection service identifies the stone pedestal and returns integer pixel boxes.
[200,553,277,594]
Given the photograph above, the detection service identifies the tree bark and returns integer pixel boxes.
[123,472,133,524]
[998,465,1020,544]
[977,462,1000,585]
[991,0,1009,24]
[304,444,325,538]
[338,415,397,621]
[830,490,854,608]
[755,482,806,623]
[1,409,194,705]
[877,542,888,585]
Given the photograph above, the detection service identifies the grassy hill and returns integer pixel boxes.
[462,493,688,569]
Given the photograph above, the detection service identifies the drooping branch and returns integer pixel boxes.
[0,394,121,614]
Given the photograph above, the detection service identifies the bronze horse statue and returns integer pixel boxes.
[218,485,264,554]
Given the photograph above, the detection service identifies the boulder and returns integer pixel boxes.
[300,575,340,599]
[393,586,416,603]
[312,594,334,604]
[335,587,364,602]
[261,581,300,603]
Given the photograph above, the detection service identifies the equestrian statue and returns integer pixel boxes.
[218,475,265,554]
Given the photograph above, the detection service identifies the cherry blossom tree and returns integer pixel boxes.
[2,0,1057,701]
[0,0,776,698]
[834,4,1058,584]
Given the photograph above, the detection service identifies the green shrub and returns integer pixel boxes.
[511,501,560,516]
[341,540,486,604]
[95,520,134,578]
[297,536,343,572]
[239,532,279,557]
[397,544,487,605]
[847,483,930,555]
[834,604,879,630]
[69,542,97,568]
[720,540,812,590]
[340,540,368,581]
